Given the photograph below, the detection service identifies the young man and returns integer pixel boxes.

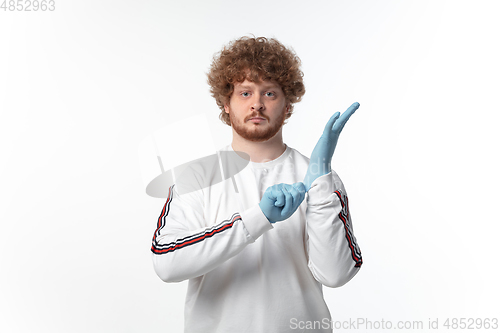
[151,36,362,333]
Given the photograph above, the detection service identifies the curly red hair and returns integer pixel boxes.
[207,36,305,126]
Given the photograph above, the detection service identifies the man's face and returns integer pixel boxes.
[225,79,288,142]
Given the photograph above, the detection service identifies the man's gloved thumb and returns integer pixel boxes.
[292,182,306,192]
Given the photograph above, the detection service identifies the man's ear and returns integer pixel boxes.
[285,103,290,114]
[224,104,230,114]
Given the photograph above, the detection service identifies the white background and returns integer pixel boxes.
[1,0,499,332]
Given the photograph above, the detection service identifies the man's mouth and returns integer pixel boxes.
[247,115,267,123]
[248,117,266,123]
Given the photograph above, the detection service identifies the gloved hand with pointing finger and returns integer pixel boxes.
[259,182,306,223]
[303,102,360,191]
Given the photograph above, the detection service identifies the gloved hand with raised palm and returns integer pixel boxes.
[303,102,360,191]
[259,182,306,223]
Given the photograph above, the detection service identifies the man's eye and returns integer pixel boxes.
[241,92,250,97]
[265,92,275,97]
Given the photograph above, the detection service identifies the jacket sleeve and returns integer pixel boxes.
[151,185,272,283]
[305,170,363,288]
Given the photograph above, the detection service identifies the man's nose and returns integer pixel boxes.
[251,95,265,111]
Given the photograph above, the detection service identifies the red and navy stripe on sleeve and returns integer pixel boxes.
[334,189,363,268]
[151,186,242,255]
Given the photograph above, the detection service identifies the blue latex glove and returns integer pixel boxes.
[259,182,306,223]
[303,102,360,191]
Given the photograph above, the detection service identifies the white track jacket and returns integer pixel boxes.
[151,145,362,333]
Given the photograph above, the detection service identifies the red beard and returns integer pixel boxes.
[228,109,286,142]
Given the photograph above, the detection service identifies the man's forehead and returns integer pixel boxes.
[234,79,281,89]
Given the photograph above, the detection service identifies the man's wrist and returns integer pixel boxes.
[240,205,274,241]
[304,164,331,191]
[258,201,275,224]
[306,171,335,204]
